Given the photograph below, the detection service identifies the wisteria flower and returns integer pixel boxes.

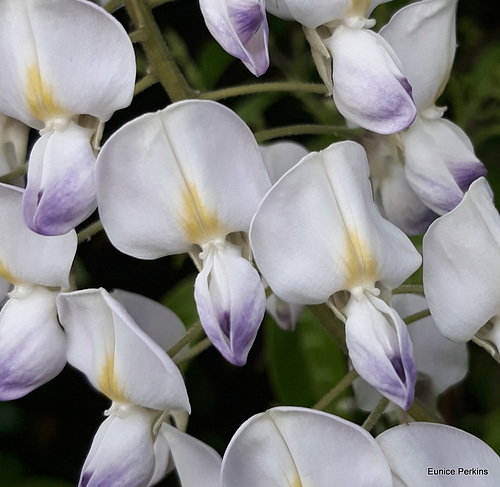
[423,177,500,361]
[0,184,77,400]
[57,288,191,487]
[96,99,271,366]
[250,140,421,409]
[200,0,270,76]
[0,0,135,235]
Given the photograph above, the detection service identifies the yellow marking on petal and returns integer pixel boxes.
[181,181,225,244]
[98,353,128,403]
[290,475,304,487]
[0,258,18,285]
[25,63,67,122]
[344,228,377,289]
[348,0,371,16]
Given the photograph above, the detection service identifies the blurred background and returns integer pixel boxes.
[1,0,500,485]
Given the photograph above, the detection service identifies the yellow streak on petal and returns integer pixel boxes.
[290,475,304,487]
[181,181,225,244]
[344,228,377,289]
[348,0,371,16]
[25,63,67,122]
[0,258,18,285]
[98,353,127,404]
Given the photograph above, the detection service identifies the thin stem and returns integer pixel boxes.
[313,369,359,411]
[407,397,443,423]
[404,308,431,325]
[77,220,104,244]
[362,397,389,432]
[308,303,347,354]
[393,284,425,295]
[0,163,28,184]
[105,0,124,13]
[200,82,328,101]
[167,322,204,358]
[255,124,353,143]
[174,337,212,364]
[124,0,194,101]
[135,72,157,95]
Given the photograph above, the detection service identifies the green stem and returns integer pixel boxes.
[105,0,124,13]
[174,337,212,364]
[124,0,194,101]
[200,82,328,101]
[407,397,443,423]
[255,124,353,143]
[362,397,389,432]
[135,72,157,95]
[77,220,104,244]
[308,303,347,354]
[313,369,359,411]
[393,284,425,295]
[0,163,28,184]
[404,308,431,325]
[167,322,204,358]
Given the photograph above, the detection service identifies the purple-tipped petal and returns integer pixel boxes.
[344,291,415,410]
[266,293,303,331]
[80,407,157,487]
[325,27,417,134]
[200,0,270,76]
[23,122,97,236]
[0,286,65,400]
[194,241,266,366]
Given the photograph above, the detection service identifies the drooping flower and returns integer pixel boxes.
[221,406,393,486]
[0,184,77,400]
[96,99,271,366]
[353,293,468,412]
[250,140,421,409]
[379,0,486,215]
[200,0,270,76]
[0,0,135,235]
[56,288,191,487]
[423,177,500,362]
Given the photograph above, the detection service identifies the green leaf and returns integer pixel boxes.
[265,307,348,413]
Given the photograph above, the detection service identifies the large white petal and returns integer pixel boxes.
[200,0,269,76]
[96,100,270,259]
[221,406,392,486]
[57,288,190,413]
[80,406,157,487]
[0,0,135,128]
[325,27,417,134]
[423,177,500,342]
[23,122,97,236]
[0,286,65,400]
[194,241,266,366]
[377,422,500,486]
[250,141,421,304]
[0,184,77,288]
[381,0,457,111]
[160,424,222,487]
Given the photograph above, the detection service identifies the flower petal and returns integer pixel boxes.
[377,422,500,486]
[221,406,392,486]
[0,286,65,400]
[96,100,270,259]
[160,424,222,487]
[57,288,190,412]
[0,183,77,288]
[250,141,421,304]
[200,0,269,76]
[260,140,309,184]
[111,289,186,354]
[344,291,415,410]
[325,27,417,134]
[23,122,97,235]
[0,0,135,128]
[194,242,266,366]
[380,0,458,111]
[423,177,500,342]
[80,406,157,487]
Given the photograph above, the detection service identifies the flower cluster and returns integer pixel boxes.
[0,0,499,486]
